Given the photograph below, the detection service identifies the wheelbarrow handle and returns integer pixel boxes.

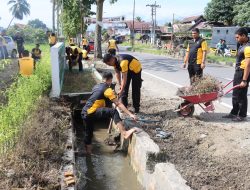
[223,80,233,89]
[223,84,240,95]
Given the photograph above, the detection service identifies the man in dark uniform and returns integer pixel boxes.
[103,53,142,113]
[183,28,208,83]
[14,32,24,58]
[31,44,42,62]
[81,72,138,154]
[223,27,250,121]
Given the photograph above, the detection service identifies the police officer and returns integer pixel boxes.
[103,53,142,113]
[31,44,42,62]
[183,28,208,83]
[49,32,57,47]
[18,50,35,76]
[107,36,119,56]
[82,37,88,51]
[223,28,250,121]
[69,45,83,71]
[14,32,25,58]
[81,72,139,154]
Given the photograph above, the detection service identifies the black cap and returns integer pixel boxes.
[103,53,113,63]
[102,71,113,80]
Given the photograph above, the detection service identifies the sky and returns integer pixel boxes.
[0,0,210,29]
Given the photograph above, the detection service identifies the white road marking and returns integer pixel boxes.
[142,71,250,115]
[142,71,182,88]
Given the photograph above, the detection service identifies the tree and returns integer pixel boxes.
[94,0,117,58]
[28,19,47,29]
[135,16,142,22]
[61,0,94,38]
[204,0,236,25]
[7,0,30,29]
[233,1,250,26]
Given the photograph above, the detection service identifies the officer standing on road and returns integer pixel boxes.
[81,72,139,154]
[103,53,142,113]
[183,28,208,83]
[107,36,119,56]
[223,27,250,122]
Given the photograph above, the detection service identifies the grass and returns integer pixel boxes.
[121,41,236,64]
[207,53,235,63]
[61,70,97,93]
[0,59,12,71]
[0,43,51,153]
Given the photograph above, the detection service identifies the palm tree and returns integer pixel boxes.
[7,0,30,29]
[135,16,142,22]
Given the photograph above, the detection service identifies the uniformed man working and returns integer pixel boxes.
[18,50,35,77]
[183,28,208,83]
[82,37,88,50]
[223,27,250,122]
[68,45,83,71]
[103,53,142,113]
[31,44,42,62]
[81,72,139,154]
[107,36,119,56]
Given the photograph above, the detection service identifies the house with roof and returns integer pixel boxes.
[173,15,214,39]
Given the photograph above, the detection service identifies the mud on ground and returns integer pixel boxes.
[0,97,71,190]
[0,59,18,105]
[136,94,250,190]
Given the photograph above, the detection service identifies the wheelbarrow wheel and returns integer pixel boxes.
[177,101,195,117]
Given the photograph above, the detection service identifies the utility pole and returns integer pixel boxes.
[131,0,136,50]
[171,13,174,48]
[146,1,161,45]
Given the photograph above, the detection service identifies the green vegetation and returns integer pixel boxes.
[121,42,236,63]
[207,53,235,63]
[0,59,12,71]
[0,44,51,153]
[7,0,30,29]
[204,0,250,26]
[7,25,48,44]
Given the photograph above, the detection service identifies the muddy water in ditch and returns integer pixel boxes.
[74,113,143,190]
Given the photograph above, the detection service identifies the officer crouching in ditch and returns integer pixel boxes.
[103,53,142,113]
[81,72,139,154]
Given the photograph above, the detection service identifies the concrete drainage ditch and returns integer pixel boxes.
[58,67,191,190]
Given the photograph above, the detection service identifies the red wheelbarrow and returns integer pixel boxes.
[176,80,240,117]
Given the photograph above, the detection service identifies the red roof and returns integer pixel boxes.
[125,21,151,30]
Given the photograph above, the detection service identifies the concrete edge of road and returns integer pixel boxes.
[111,116,191,190]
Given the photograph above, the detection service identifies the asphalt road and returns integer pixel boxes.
[118,46,250,114]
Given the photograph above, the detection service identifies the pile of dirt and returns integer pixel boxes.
[136,95,250,190]
[0,97,71,190]
[177,75,222,96]
[0,59,18,105]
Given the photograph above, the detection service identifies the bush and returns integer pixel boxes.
[0,44,51,152]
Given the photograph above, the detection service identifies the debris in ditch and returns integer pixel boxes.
[64,171,74,177]
[176,75,222,96]
[155,131,172,139]
[64,177,76,186]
